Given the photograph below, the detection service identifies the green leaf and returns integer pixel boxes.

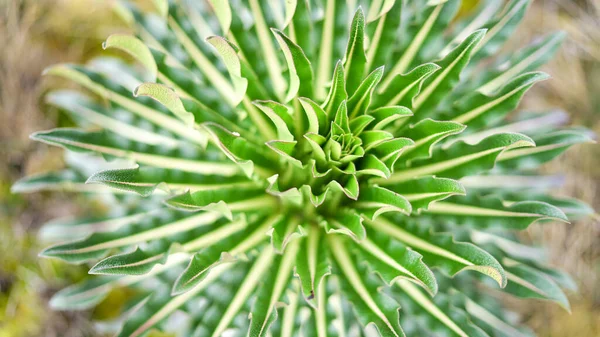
[391,281,490,337]
[368,137,415,170]
[499,192,594,219]
[354,186,412,220]
[448,72,549,129]
[46,90,180,147]
[165,186,273,218]
[472,0,531,60]
[248,240,300,337]
[87,166,254,197]
[49,277,116,310]
[205,35,248,105]
[38,211,152,242]
[133,83,194,126]
[375,63,440,109]
[172,215,274,295]
[500,260,571,312]
[381,133,535,184]
[269,216,304,253]
[272,28,314,101]
[166,15,241,106]
[294,226,331,307]
[89,217,250,276]
[369,217,507,287]
[50,253,188,310]
[31,128,238,175]
[300,276,347,337]
[398,118,466,165]
[202,122,277,177]
[247,0,286,99]
[475,31,565,95]
[329,235,405,337]
[102,34,158,81]
[369,106,413,131]
[207,0,232,34]
[464,294,535,337]
[347,66,384,118]
[497,129,595,170]
[43,64,205,145]
[323,61,348,121]
[298,97,328,134]
[12,169,111,194]
[365,0,402,71]
[385,176,466,213]
[423,194,568,230]
[116,263,231,337]
[323,209,366,242]
[344,8,367,94]
[40,210,221,263]
[199,246,275,337]
[382,1,454,83]
[358,230,438,296]
[253,100,296,141]
[413,29,486,113]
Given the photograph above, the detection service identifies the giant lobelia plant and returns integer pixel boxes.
[14,0,596,336]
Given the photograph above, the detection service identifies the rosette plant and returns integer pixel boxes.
[14,0,595,336]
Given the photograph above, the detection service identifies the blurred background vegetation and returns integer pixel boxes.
[0,0,598,336]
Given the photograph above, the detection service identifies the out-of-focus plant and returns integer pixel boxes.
[13,0,595,336]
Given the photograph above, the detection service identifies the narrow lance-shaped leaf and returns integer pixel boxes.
[248,239,300,337]
[358,229,438,296]
[390,281,490,337]
[422,194,568,230]
[102,34,158,81]
[40,210,221,264]
[269,216,305,253]
[329,235,405,337]
[498,259,571,312]
[165,185,274,219]
[374,63,440,109]
[133,83,194,126]
[472,0,531,60]
[294,225,331,307]
[49,252,189,310]
[496,129,595,171]
[447,72,549,129]
[206,246,276,337]
[323,210,366,242]
[344,8,367,95]
[475,31,566,94]
[347,66,384,118]
[43,64,205,144]
[353,186,412,220]
[87,166,255,197]
[385,176,466,213]
[322,61,348,121]
[46,90,181,147]
[12,169,113,194]
[172,215,276,295]
[116,263,231,337]
[272,28,314,102]
[368,217,507,287]
[380,133,534,184]
[205,35,249,105]
[413,29,486,114]
[397,118,466,165]
[31,128,239,176]
[88,216,248,276]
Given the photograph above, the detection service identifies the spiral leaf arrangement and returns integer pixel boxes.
[14,0,595,336]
